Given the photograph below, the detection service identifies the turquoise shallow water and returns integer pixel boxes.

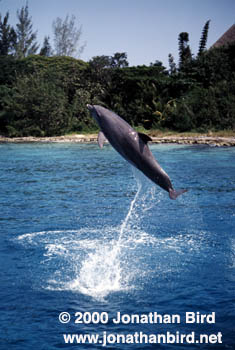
[0,143,234,349]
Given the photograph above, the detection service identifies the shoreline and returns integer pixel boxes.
[0,134,235,146]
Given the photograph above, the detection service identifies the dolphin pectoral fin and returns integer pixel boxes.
[169,188,188,200]
[138,132,152,144]
[98,131,107,148]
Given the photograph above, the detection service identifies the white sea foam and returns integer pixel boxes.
[67,244,124,299]
[17,225,211,299]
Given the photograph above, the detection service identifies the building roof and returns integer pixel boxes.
[212,24,235,48]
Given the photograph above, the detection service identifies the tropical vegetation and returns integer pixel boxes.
[0,5,234,137]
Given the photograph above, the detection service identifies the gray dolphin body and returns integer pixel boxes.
[87,104,187,199]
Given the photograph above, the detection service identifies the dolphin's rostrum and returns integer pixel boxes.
[87,104,187,199]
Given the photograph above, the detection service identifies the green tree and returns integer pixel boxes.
[0,12,16,55]
[178,32,192,69]
[87,53,129,103]
[88,52,128,73]
[110,52,129,68]
[52,14,85,57]
[89,55,112,72]
[0,55,92,136]
[198,20,210,56]
[168,53,176,74]
[2,71,70,136]
[40,36,53,56]
[15,3,39,58]
[101,64,168,127]
[87,55,112,95]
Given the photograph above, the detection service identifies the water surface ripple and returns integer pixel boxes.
[0,143,234,349]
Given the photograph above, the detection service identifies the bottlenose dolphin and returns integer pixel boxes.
[87,104,187,199]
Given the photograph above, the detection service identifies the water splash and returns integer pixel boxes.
[17,167,161,300]
[119,175,142,241]
[68,242,124,299]
[69,173,142,299]
[72,167,159,299]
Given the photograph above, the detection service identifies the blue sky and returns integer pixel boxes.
[1,0,235,67]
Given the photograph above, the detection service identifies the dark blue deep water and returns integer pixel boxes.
[0,142,234,349]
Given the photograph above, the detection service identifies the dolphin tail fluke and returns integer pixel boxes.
[169,188,188,200]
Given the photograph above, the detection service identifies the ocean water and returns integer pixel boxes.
[0,142,234,349]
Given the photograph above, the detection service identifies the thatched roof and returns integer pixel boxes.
[212,24,235,48]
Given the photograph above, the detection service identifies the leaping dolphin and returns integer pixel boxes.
[87,105,187,200]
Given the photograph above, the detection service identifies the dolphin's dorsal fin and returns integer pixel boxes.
[98,131,107,148]
[138,132,152,144]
